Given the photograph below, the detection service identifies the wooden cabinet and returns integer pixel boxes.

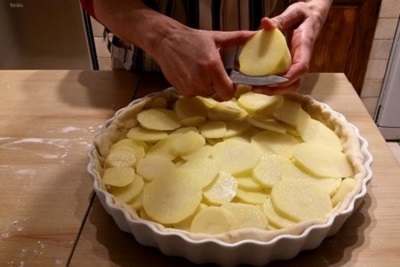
[282,0,382,94]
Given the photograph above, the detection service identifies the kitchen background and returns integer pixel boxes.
[91,0,399,118]
[0,0,399,161]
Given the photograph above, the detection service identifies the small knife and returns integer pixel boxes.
[230,70,288,86]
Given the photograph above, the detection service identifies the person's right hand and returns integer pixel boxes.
[153,26,254,101]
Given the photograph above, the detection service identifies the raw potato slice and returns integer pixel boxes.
[273,98,310,127]
[181,145,213,161]
[181,116,207,127]
[239,29,292,76]
[127,126,168,142]
[238,92,283,114]
[170,131,205,156]
[236,189,268,204]
[222,202,268,230]
[282,164,341,196]
[200,121,227,139]
[293,143,353,178]
[297,118,343,151]
[136,155,176,181]
[251,130,300,158]
[234,84,252,98]
[111,139,147,157]
[109,174,145,203]
[331,178,357,207]
[171,126,199,135]
[174,204,207,231]
[211,139,261,175]
[137,108,182,131]
[105,150,137,168]
[253,154,293,188]
[103,167,135,187]
[190,206,235,234]
[130,191,144,210]
[271,179,332,222]
[224,120,251,138]
[146,134,182,160]
[203,171,238,205]
[179,157,219,188]
[143,175,202,224]
[174,97,208,119]
[262,198,295,229]
[247,116,286,134]
[207,102,244,121]
[236,176,264,191]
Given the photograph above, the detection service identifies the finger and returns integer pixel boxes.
[261,17,278,30]
[268,4,307,31]
[212,30,255,49]
[209,63,235,101]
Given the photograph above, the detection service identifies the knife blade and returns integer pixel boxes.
[230,70,288,86]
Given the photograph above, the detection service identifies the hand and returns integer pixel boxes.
[154,26,253,101]
[253,0,331,95]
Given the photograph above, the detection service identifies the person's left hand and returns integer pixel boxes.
[252,0,331,95]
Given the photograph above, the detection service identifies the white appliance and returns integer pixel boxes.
[0,0,97,70]
[375,19,400,141]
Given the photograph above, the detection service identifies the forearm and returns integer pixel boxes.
[92,0,186,58]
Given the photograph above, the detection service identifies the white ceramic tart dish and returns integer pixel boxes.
[87,88,373,266]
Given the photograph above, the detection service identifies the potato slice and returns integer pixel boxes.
[136,155,176,181]
[109,174,145,204]
[103,167,135,187]
[190,206,235,234]
[181,116,207,127]
[146,134,182,160]
[271,179,332,222]
[206,101,245,121]
[174,204,207,231]
[293,143,353,178]
[211,139,261,175]
[222,202,268,230]
[239,29,291,76]
[253,154,293,188]
[262,198,295,229]
[331,178,357,207]
[236,176,264,191]
[297,118,343,151]
[251,130,300,158]
[174,97,208,118]
[235,189,268,204]
[203,171,238,205]
[170,131,205,156]
[179,157,219,188]
[111,138,147,157]
[282,164,341,196]
[105,150,137,168]
[200,121,227,139]
[247,116,286,134]
[238,92,283,114]
[137,108,182,131]
[143,175,202,224]
[273,98,310,127]
[181,145,213,161]
[223,120,251,138]
[130,191,144,210]
[127,126,168,142]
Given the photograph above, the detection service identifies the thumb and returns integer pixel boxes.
[213,30,255,49]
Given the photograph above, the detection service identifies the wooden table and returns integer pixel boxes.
[1,71,399,266]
